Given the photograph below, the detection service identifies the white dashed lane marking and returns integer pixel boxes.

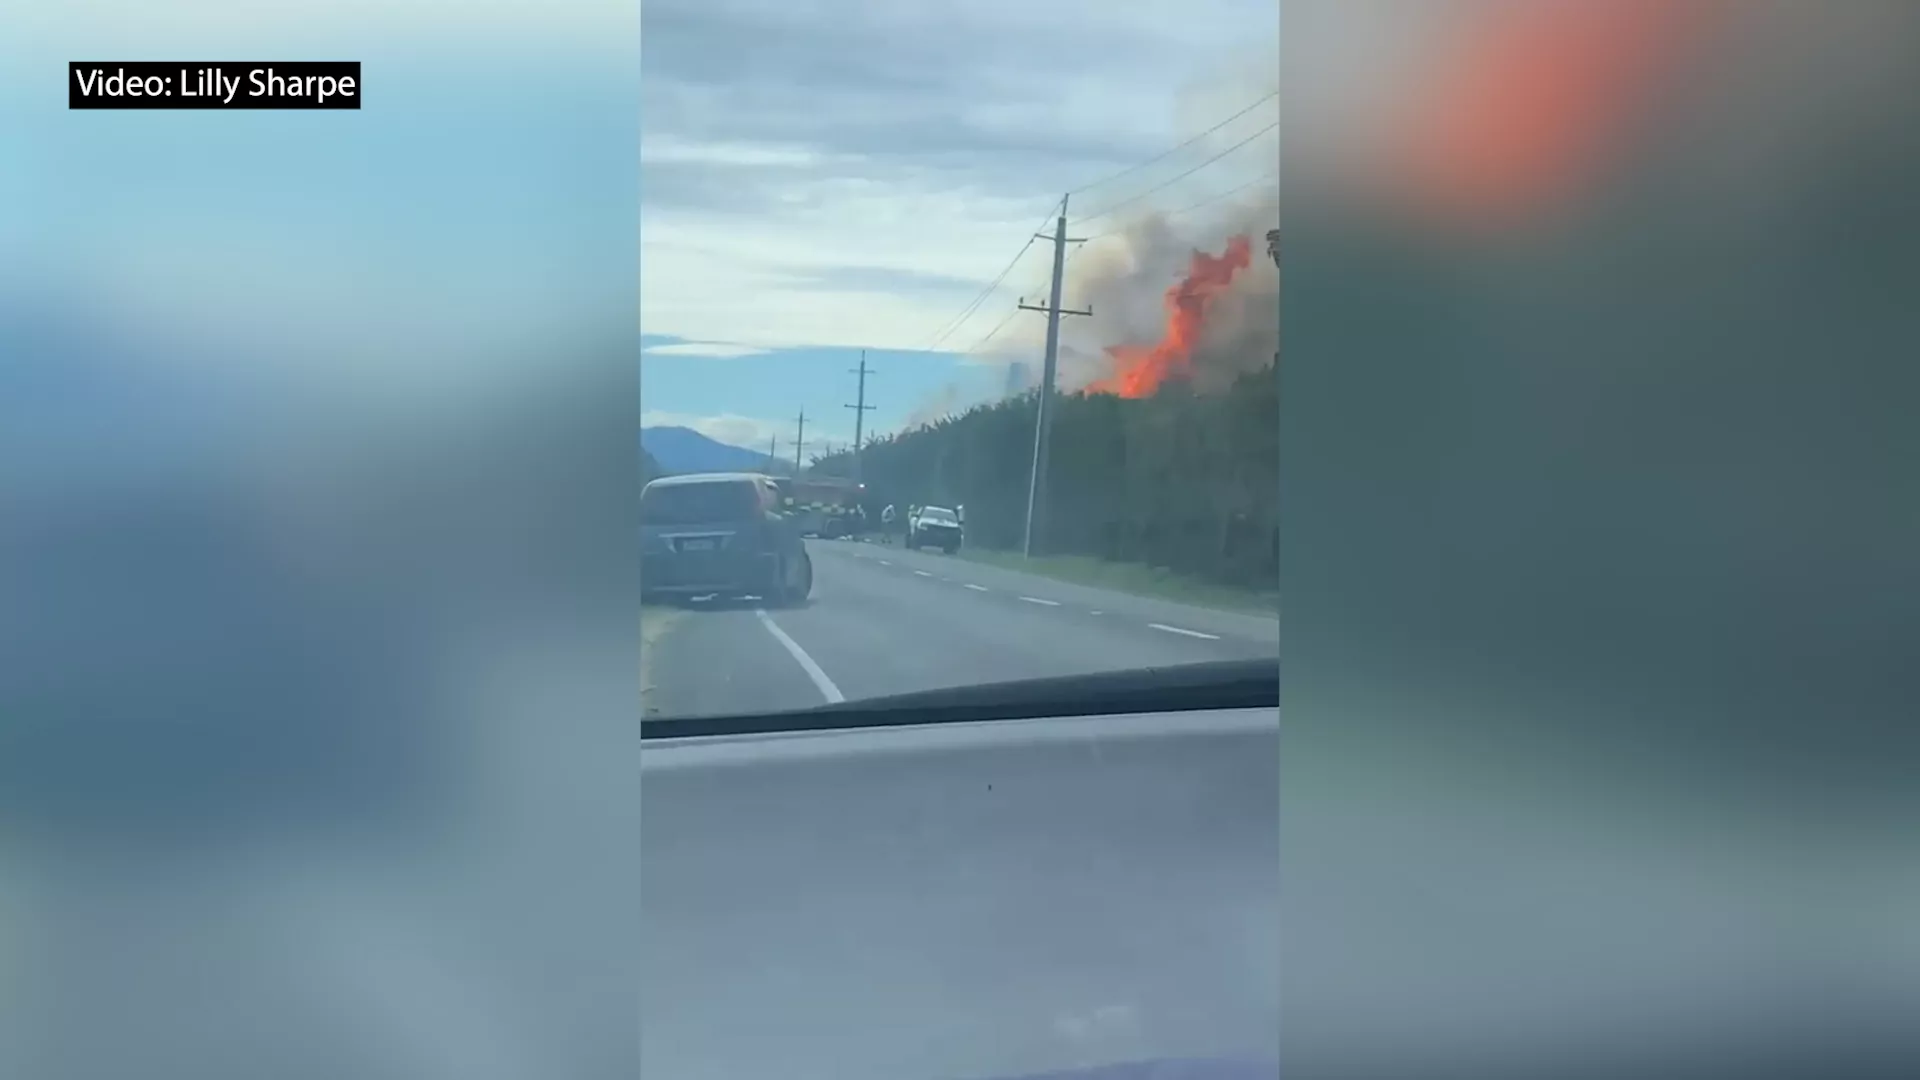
[1148,622,1220,640]
[856,551,1244,649]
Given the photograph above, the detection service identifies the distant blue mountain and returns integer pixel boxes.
[641,426,789,475]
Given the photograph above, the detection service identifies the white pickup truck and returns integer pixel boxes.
[906,505,964,553]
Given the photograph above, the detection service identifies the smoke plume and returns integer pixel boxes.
[1059,185,1279,395]
[919,62,1279,415]
[901,381,967,430]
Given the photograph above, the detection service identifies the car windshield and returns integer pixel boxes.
[640,2,1279,724]
[640,480,759,525]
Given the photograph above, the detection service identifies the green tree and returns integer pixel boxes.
[809,361,1277,592]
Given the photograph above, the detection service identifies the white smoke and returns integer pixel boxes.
[978,183,1279,395]
[985,57,1279,396]
[901,382,966,430]
[1051,182,1278,393]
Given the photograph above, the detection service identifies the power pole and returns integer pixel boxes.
[1018,195,1092,558]
[846,350,875,485]
[766,434,778,471]
[792,408,808,476]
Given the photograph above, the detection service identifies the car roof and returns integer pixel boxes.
[918,505,955,515]
[644,472,771,489]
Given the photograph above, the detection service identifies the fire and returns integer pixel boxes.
[1086,234,1254,399]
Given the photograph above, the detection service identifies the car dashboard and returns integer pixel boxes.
[641,705,1279,1080]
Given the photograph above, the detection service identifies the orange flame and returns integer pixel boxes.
[1086,234,1254,399]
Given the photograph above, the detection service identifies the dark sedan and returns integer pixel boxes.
[641,472,813,606]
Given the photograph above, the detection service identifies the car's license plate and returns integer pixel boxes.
[680,538,716,552]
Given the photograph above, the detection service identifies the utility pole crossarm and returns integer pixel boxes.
[1018,300,1092,317]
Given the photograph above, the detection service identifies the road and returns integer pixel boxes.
[644,539,1278,718]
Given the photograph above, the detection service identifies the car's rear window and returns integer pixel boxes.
[641,481,761,525]
[920,508,957,524]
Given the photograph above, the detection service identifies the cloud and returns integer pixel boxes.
[641,411,781,451]
[776,265,987,298]
[8,0,634,51]
[639,0,1281,353]
[641,136,830,169]
[641,342,773,359]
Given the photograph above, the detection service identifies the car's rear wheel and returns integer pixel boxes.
[769,551,812,607]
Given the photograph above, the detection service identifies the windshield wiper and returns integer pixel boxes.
[641,658,1277,740]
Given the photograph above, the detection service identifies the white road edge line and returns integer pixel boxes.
[1019,596,1061,606]
[964,583,989,592]
[1149,622,1220,640]
[755,609,846,703]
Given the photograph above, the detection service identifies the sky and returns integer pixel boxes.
[639,0,1280,455]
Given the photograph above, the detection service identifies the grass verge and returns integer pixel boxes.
[953,547,1278,616]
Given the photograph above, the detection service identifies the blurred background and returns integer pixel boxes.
[5,0,1920,1077]
[1281,1,1920,1076]
[3,4,639,1078]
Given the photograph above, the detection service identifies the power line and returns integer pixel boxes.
[962,249,1060,356]
[988,171,1274,344]
[914,90,1279,358]
[1070,119,1278,225]
[962,305,1021,356]
[1066,89,1278,199]
[919,200,1063,355]
[1078,170,1279,243]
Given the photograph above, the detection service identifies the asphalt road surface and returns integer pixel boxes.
[644,539,1278,718]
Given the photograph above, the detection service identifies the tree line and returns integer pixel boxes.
[810,361,1277,593]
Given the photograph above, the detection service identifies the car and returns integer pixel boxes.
[906,505,964,553]
[641,472,813,606]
